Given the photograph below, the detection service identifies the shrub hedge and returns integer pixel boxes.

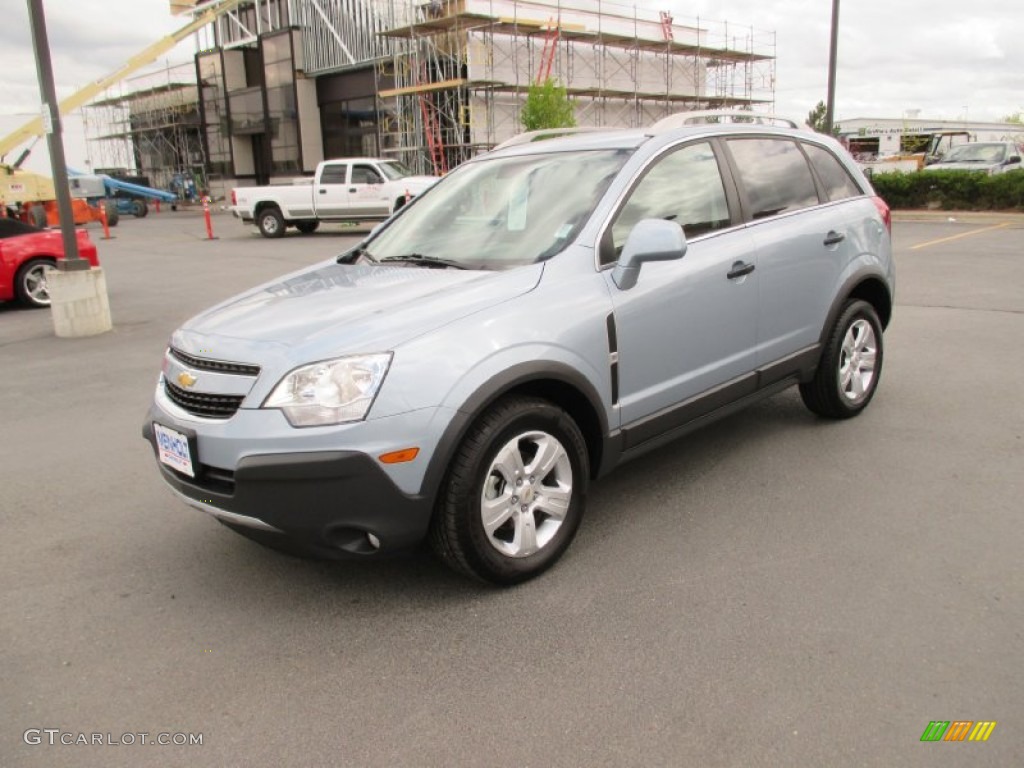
[868,170,1024,211]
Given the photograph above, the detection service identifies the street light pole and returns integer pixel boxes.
[26,0,86,269]
[824,0,840,135]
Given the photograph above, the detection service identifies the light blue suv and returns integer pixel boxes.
[144,113,894,585]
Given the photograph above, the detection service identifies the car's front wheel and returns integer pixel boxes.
[800,299,884,419]
[15,258,56,308]
[430,397,588,585]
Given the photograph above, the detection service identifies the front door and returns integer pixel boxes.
[348,163,391,217]
[602,140,759,446]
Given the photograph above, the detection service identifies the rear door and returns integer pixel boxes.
[312,162,350,219]
[723,137,861,373]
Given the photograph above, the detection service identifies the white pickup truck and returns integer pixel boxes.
[229,158,439,238]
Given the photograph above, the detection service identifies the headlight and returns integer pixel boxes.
[263,353,392,427]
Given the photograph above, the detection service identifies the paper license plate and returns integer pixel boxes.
[154,422,195,478]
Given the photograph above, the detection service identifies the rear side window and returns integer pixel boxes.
[727,138,819,219]
[320,165,347,184]
[803,143,863,201]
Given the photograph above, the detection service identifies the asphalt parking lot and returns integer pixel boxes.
[2,210,1022,767]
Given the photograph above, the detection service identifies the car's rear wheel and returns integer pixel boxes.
[15,258,56,308]
[800,299,884,419]
[257,207,285,238]
[430,396,588,585]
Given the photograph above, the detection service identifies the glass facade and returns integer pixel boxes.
[196,30,302,181]
[262,32,301,174]
[321,97,379,158]
[197,53,232,177]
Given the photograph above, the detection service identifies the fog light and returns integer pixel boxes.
[366,532,381,549]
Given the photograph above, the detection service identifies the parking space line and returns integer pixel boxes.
[910,222,1011,250]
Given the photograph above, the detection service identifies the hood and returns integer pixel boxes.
[925,161,997,172]
[173,260,543,365]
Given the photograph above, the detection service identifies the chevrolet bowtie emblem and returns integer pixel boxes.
[177,371,198,388]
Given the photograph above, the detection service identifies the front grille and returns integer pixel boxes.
[164,379,244,419]
[169,347,261,377]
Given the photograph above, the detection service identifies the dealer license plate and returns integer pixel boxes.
[154,423,195,478]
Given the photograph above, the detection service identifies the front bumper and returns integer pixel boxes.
[142,419,434,556]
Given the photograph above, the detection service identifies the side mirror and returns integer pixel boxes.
[611,219,687,290]
[1007,156,1021,165]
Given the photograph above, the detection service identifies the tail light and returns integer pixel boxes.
[230,189,237,206]
[872,196,891,235]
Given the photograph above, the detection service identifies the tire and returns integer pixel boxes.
[257,207,285,238]
[132,199,148,218]
[29,205,48,229]
[393,196,407,213]
[429,396,589,585]
[14,258,56,308]
[295,220,319,234]
[800,299,884,419]
[104,199,119,227]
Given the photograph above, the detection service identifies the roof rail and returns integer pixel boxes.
[492,126,624,151]
[650,110,810,133]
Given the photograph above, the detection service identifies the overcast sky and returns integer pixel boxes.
[1,0,1021,173]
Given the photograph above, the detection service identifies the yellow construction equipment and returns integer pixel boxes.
[0,0,245,225]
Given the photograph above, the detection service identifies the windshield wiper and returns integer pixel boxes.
[379,254,468,270]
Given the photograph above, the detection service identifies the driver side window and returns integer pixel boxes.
[351,165,383,185]
[605,141,731,265]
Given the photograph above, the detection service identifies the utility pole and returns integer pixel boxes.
[27,0,86,269]
[824,0,840,135]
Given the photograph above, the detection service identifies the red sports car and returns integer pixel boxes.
[0,218,100,308]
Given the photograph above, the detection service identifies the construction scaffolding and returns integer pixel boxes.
[82,1,776,188]
[370,0,776,174]
[84,62,207,195]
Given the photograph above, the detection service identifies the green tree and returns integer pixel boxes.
[1005,112,1023,124]
[807,101,840,135]
[520,78,576,132]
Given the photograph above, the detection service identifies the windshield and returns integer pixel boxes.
[365,149,631,269]
[379,160,414,180]
[942,144,1007,164]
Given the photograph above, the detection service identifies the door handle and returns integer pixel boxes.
[823,230,845,246]
[727,261,755,280]
[319,189,327,194]
[349,187,358,193]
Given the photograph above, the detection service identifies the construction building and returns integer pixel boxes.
[88,0,775,197]
[85,62,207,198]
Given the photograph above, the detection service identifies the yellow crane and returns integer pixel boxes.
[1,0,246,224]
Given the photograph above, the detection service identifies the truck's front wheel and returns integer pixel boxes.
[257,207,285,238]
